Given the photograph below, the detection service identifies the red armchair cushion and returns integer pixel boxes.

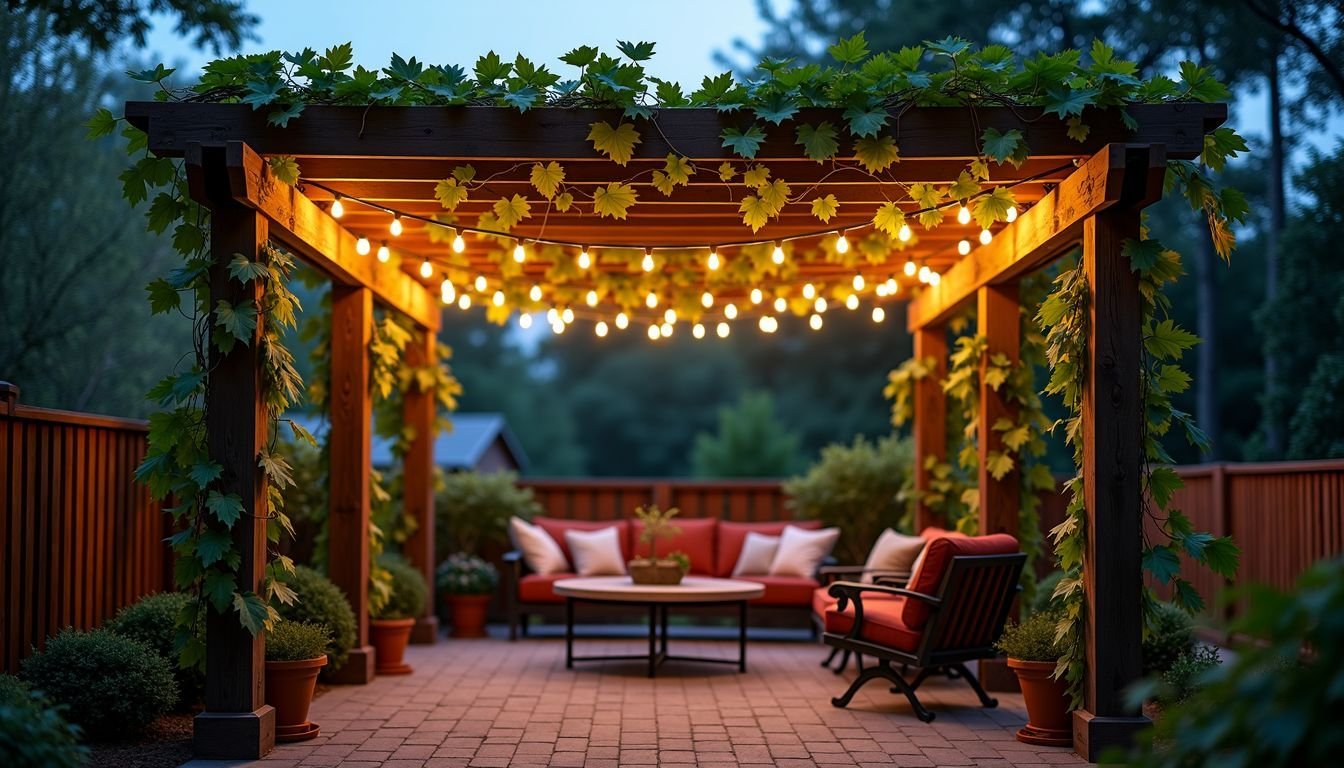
[517,572,572,603]
[533,518,632,566]
[825,597,921,653]
[903,533,1019,629]
[811,586,902,618]
[715,520,822,577]
[630,517,717,575]
[736,575,819,605]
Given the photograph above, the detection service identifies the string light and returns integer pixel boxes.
[706,248,720,270]
[577,248,592,269]
[759,315,778,333]
[958,239,971,256]
[885,277,898,295]
[492,290,505,307]
[330,195,344,219]
[772,241,785,264]
[615,312,629,330]
[809,313,823,330]
[957,204,971,225]
[595,321,609,338]
[585,289,599,307]
[872,307,886,323]
[845,294,860,310]
[513,240,527,263]
[918,265,932,283]
[904,259,917,277]
[355,235,371,256]
[898,223,912,242]
[692,323,706,339]
[979,228,992,245]
[701,291,714,308]
[802,283,816,300]
[660,321,674,337]
[750,288,763,304]
[474,275,488,292]
[552,321,565,335]
[1006,205,1019,223]
[562,307,575,324]
[457,293,471,310]
[377,241,390,263]
[852,273,865,291]
[547,308,559,325]
[773,297,787,313]
[440,278,455,304]
[451,228,466,253]
[642,248,655,272]
[716,322,730,338]
[389,214,403,236]
[876,282,889,298]
[929,271,942,286]
[834,230,849,254]
[419,257,433,279]
[518,313,532,329]
[814,297,827,314]
[663,308,677,325]
[724,303,738,320]
[645,292,658,309]
[529,284,543,302]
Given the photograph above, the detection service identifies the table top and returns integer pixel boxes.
[553,576,766,603]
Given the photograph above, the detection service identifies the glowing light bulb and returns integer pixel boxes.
[552,321,565,335]
[958,239,971,256]
[716,322,730,338]
[355,235,371,256]
[872,306,886,323]
[377,241,390,263]
[546,308,559,325]
[646,292,658,309]
[773,297,787,313]
[642,249,655,272]
[802,283,816,300]
[529,285,542,302]
[419,258,433,279]
[904,259,917,277]
[492,290,505,307]
[513,241,526,263]
[451,229,466,253]
[724,303,738,320]
[692,323,706,339]
[519,313,532,329]
[929,272,941,286]
[1006,205,1018,223]
[957,204,971,225]
[979,228,992,245]
[440,279,455,304]
[885,278,898,294]
[648,324,661,340]
[595,321,609,338]
[876,283,888,298]
[330,197,344,219]
[809,314,823,331]
[707,249,720,270]
[750,288,763,305]
[615,312,629,330]
[577,248,592,269]
[474,275,488,292]
[772,241,785,264]
[845,294,859,310]
[389,215,403,236]
[814,297,827,314]
[852,273,865,291]
[585,290,599,307]
[663,308,677,325]
[562,307,575,324]
[701,291,713,309]
[660,321,674,337]
[835,231,849,254]
[918,265,931,283]
[898,223,912,242]
[457,294,471,310]
[759,315,778,334]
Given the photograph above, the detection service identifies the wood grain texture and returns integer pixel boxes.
[327,285,373,645]
[401,327,437,624]
[977,283,1021,540]
[912,326,949,532]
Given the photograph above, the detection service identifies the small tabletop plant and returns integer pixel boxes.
[634,504,681,561]
[437,553,500,596]
[630,505,690,585]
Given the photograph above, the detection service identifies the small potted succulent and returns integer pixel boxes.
[369,556,428,676]
[436,553,499,638]
[265,620,331,742]
[628,505,689,585]
[996,611,1072,747]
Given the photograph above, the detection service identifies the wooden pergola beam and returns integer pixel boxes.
[128,102,1224,162]
[185,142,439,331]
[906,144,1167,331]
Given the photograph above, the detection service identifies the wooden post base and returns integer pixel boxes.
[410,615,440,644]
[193,705,275,760]
[1072,709,1149,762]
[325,645,376,684]
[977,657,1020,692]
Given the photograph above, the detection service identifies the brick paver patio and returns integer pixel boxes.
[221,636,1085,767]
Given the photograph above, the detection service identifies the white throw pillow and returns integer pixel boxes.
[565,527,627,576]
[861,528,926,583]
[768,525,841,578]
[731,532,780,577]
[508,516,569,574]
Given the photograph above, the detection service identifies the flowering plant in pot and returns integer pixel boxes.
[628,505,688,585]
[436,553,499,638]
[265,620,331,742]
[369,556,429,675]
[995,610,1071,747]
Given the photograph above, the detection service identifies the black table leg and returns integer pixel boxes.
[660,604,669,657]
[565,598,574,669]
[647,603,658,678]
[738,600,748,672]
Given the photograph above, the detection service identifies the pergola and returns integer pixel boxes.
[125,98,1226,762]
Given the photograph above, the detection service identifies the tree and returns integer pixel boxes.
[6,0,257,52]
[692,391,801,477]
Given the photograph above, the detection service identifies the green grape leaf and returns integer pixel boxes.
[529,161,565,199]
[617,40,656,61]
[232,591,275,636]
[981,127,1024,164]
[721,125,766,159]
[854,135,899,172]
[873,202,906,237]
[492,194,532,229]
[739,195,771,232]
[828,31,870,64]
[796,121,839,162]
[592,182,637,219]
[973,187,1017,228]
[435,177,469,210]
[587,121,641,165]
[205,490,244,527]
[196,530,234,567]
[811,194,839,222]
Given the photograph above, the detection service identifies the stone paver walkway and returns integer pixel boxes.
[232,636,1085,767]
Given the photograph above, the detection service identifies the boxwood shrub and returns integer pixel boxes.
[0,673,87,768]
[105,592,204,709]
[1141,601,1195,676]
[375,555,428,621]
[266,621,331,663]
[276,566,357,673]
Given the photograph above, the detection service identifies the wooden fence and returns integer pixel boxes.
[520,478,790,522]
[1,383,172,673]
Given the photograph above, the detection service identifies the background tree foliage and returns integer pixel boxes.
[692,391,801,478]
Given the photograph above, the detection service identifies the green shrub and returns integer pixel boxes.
[105,592,204,709]
[435,471,541,555]
[995,611,1063,662]
[20,629,175,741]
[276,566,357,673]
[374,556,428,620]
[0,673,87,768]
[784,434,914,563]
[266,621,331,663]
[1141,601,1194,676]
[1030,570,1064,615]
[437,553,499,596]
[1120,556,1344,767]
[1156,646,1221,706]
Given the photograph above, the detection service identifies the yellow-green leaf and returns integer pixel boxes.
[663,153,694,185]
[742,164,771,189]
[947,170,980,200]
[587,120,641,165]
[651,170,676,196]
[759,178,791,214]
[911,182,943,209]
[554,191,574,212]
[811,194,839,222]
[530,161,565,199]
[435,177,469,210]
[452,164,476,183]
[267,156,300,185]
[493,194,532,229]
[873,202,906,237]
[718,162,737,182]
[1066,116,1091,142]
[854,135,899,172]
[973,186,1017,229]
[739,195,771,232]
[592,182,638,219]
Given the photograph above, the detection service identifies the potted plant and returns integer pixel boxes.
[436,553,499,638]
[265,620,330,742]
[996,611,1071,747]
[628,505,689,585]
[369,556,428,676]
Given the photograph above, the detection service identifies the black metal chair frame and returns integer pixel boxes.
[822,552,1026,722]
[814,565,911,675]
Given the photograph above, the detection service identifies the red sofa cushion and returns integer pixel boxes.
[630,517,717,575]
[736,575,819,606]
[903,533,1019,629]
[517,572,572,603]
[715,520,822,577]
[533,518,632,566]
[825,597,921,653]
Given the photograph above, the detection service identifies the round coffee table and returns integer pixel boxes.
[553,576,765,678]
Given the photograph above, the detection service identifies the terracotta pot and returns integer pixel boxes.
[628,558,685,585]
[447,594,492,638]
[1007,657,1073,747]
[370,617,416,675]
[265,655,327,742]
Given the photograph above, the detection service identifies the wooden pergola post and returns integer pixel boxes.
[326,284,376,683]
[912,326,948,531]
[403,327,439,644]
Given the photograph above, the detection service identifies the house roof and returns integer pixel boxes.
[292,412,528,472]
